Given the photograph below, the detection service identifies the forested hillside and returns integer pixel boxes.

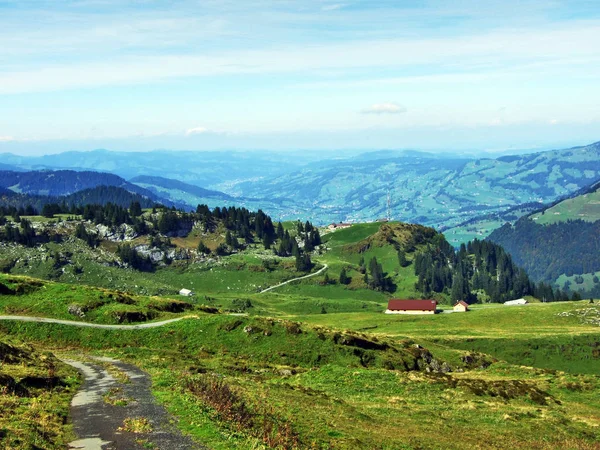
[0,186,163,212]
[488,219,600,292]
[488,179,600,297]
[413,236,562,303]
[0,170,158,199]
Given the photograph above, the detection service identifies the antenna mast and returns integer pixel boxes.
[387,190,391,221]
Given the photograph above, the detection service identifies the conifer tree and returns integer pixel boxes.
[339,267,350,285]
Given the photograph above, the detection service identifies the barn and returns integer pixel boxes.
[385,299,437,315]
[453,301,469,312]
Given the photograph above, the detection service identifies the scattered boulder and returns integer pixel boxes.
[220,319,243,332]
[68,304,86,318]
[112,311,155,323]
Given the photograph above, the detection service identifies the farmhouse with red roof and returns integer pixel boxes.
[385,299,437,315]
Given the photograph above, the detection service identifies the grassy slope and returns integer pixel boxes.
[0,338,80,449]
[2,222,600,448]
[0,274,195,324]
[2,300,599,449]
[531,187,600,225]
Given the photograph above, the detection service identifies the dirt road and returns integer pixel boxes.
[259,263,328,293]
[64,357,202,449]
[0,315,194,329]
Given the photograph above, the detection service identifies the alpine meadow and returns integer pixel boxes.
[1,1,600,449]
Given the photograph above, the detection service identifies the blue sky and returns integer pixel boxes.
[1,0,600,154]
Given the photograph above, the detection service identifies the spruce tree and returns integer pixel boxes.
[398,249,409,267]
[339,267,350,285]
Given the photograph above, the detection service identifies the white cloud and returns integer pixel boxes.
[1,22,599,95]
[549,119,559,125]
[185,126,209,136]
[0,136,16,142]
[361,103,406,114]
[321,4,345,11]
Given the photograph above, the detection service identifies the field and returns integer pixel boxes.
[531,188,600,225]
[2,222,600,449]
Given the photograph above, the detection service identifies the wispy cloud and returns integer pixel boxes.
[1,0,600,149]
[1,21,598,95]
[185,126,210,136]
[321,4,345,11]
[361,103,407,114]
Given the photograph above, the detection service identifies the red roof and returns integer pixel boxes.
[387,299,437,311]
[454,301,469,307]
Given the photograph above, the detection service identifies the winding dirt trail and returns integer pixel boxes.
[63,357,203,450]
[259,263,328,293]
[0,315,196,329]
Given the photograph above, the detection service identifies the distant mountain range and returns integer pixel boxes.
[0,149,317,188]
[233,141,600,227]
[3,141,600,229]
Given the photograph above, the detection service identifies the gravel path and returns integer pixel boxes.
[259,263,328,293]
[63,357,203,450]
[0,315,195,329]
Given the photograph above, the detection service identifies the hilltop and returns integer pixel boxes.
[0,196,554,308]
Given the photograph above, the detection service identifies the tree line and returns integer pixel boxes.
[414,236,569,303]
[488,218,600,286]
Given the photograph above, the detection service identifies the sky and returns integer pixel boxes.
[1,0,600,155]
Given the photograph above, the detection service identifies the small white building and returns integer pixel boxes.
[327,222,353,231]
[504,298,528,306]
[453,300,469,312]
[179,288,194,297]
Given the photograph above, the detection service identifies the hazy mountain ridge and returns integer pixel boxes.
[130,175,233,201]
[0,149,320,189]
[3,141,600,228]
[0,185,163,211]
[0,170,154,198]
[233,141,600,227]
[0,170,185,209]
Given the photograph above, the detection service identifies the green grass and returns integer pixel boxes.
[0,274,195,324]
[3,219,600,448]
[531,187,600,224]
[556,271,600,293]
[3,303,599,449]
[322,222,382,245]
[20,214,81,223]
[0,338,80,449]
[291,301,600,375]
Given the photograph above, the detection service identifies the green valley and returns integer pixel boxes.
[1,204,599,449]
